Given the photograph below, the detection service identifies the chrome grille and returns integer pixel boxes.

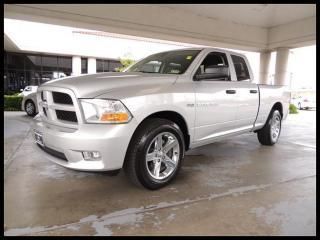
[37,87,82,128]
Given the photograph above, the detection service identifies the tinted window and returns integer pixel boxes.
[109,61,122,72]
[104,61,110,71]
[231,55,250,81]
[25,55,42,71]
[97,59,104,72]
[58,57,72,76]
[42,56,58,72]
[25,71,41,86]
[96,59,121,72]
[126,50,200,74]
[7,70,26,90]
[7,53,24,70]
[81,58,88,74]
[41,71,54,83]
[4,52,73,92]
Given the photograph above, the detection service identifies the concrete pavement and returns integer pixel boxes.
[4,110,316,236]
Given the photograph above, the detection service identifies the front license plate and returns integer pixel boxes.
[34,131,44,147]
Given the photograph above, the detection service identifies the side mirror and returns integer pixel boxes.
[194,66,229,81]
[20,89,23,92]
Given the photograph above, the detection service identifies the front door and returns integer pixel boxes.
[194,51,240,143]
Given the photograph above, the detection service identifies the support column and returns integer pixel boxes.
[274,47,290,86]
[72,56,81,76]
[259,50,271,85]
[88,57,96,74]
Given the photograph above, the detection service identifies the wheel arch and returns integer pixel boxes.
[272,102,283,118]
[142,111,190,151]
[254,101,283,133]
[127,110,190,155]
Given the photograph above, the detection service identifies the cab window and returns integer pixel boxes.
[231,55,250,81]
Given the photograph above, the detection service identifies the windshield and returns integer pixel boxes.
[125,50,201,74]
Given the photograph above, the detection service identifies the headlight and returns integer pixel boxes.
[80,99,132,123]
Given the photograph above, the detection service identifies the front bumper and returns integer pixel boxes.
[33,115,138,171]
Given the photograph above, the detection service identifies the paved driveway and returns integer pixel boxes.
[4,110,316,236]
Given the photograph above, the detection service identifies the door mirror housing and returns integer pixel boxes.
[194,65,229,81]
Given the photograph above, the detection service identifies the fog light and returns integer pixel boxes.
[82,151,101,160]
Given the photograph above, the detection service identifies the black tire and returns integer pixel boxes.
[25,100,36,116]
[123,118,185,190]
[257,109,282,146]
[298,103,302,110]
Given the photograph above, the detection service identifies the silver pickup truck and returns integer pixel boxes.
[33,48,290,189]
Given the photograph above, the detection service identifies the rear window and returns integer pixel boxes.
[231,55,250,81]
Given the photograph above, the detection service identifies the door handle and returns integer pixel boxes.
[226,90,236,94]
[250,90,258,94]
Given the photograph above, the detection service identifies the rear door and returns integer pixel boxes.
[229,54,259,129]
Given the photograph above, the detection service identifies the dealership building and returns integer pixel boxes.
[4,19,201,93]
[3,50,122,92]
[4,22,125,92]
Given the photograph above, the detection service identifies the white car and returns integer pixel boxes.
[19,85,38,97]
[33,48,290,189]
[22,92,38,116]
[291,96,316,110]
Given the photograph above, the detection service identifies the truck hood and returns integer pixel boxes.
[41,72,178,98]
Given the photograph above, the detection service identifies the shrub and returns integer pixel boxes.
[115,58,136,72]
[289,103,298,114]
[4,95,23,111]
[5,90,21,96]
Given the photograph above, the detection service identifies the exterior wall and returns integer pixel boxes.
[88,57,96,74]
[72,56,81,76]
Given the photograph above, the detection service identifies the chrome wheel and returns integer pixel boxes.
[270,113,281,142]
[145,132,180,180]
[26,102,35,115]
